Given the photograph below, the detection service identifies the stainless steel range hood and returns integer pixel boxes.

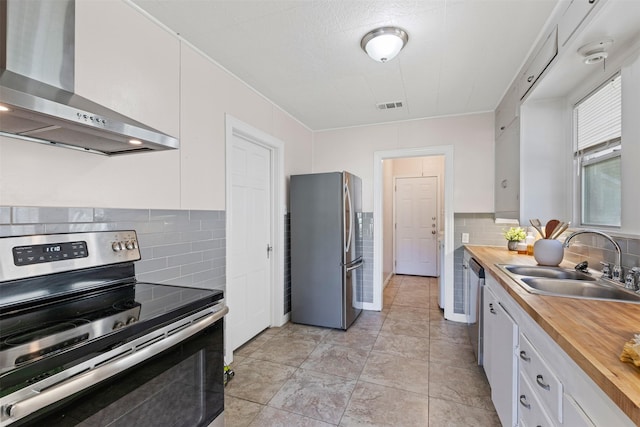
[0,0,179,155]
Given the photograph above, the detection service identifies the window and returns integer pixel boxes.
[574,74,622,227]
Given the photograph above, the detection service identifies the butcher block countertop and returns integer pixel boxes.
[464,245,640,425]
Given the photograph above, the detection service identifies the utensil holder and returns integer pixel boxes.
[533,239,564,266]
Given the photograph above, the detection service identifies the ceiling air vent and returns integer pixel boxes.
[377,101,404,110]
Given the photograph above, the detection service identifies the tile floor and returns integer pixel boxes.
[224,275,500,426]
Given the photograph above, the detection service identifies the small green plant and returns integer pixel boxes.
[504,227,526,242]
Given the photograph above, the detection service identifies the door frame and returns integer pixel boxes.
[373,146,462,322]
[225,114,287,362]
[392,175,439,276]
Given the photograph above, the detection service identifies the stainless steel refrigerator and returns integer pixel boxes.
[290,172,363,330]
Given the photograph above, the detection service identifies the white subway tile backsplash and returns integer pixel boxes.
[94,208,151,222]
[152,242,193,258]
[0,224,46,236]
[12,206,94,224]
[0,206,226,292]
[0,207,11,224]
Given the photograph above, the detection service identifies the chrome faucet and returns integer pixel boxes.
[563,230,623,283]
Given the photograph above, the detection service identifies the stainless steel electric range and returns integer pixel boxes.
[0,230,227,426]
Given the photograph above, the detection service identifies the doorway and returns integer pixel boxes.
[373,146,460,322]
[394,176,439,276]
[225,115,286,363]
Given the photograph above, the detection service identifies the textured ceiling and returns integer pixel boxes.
[132,0,559,130]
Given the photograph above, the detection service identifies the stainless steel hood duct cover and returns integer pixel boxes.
[0,0,179,155]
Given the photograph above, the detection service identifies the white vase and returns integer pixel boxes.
[533,239,564,266]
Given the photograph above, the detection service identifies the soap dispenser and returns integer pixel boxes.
[525,232,535,256]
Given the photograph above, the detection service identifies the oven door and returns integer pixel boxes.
[3,307,227,427]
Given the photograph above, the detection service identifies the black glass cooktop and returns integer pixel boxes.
[0,281,223,394]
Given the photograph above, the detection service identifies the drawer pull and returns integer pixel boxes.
[519,394,531,409]
[536,374,550,391]
[519,350,531,362]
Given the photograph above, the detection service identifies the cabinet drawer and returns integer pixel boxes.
[519,333,563,422]
[519,373,556,427]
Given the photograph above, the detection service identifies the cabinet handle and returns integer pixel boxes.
[489,303,496,314]
[588,0,595,3]
[500,126,505,131]
[527,75,535,83]
[519,395,531,409]
[519,350,531,362]
[536,374,551,391]
[501,179,508,189]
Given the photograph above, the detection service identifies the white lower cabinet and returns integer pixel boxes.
[518,373,555,427]
[518,333,563,423]
[562,393,596,427]
[483,286,518,427]
[482,275,636,427]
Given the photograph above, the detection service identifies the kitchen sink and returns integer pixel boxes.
[520,278,640,302]
[497,264,640,303]
[503,265,596,281]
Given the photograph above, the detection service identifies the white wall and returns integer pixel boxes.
[0,2,313,211]
[621,51,640,234]
[313,113,495,213]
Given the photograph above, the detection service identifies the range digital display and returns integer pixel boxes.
[13,241,88,266]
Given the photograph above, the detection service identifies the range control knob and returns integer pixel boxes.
[125,240,136,250]
[113,321,125,330]
[126,317,137,325]
[112,241,123,252]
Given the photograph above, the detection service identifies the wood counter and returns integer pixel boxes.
[464,245,640,425]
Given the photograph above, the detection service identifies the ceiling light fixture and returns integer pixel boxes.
[361,27,408,63]
[578,39,613,65]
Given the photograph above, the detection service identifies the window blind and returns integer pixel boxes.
[575,74,621,151]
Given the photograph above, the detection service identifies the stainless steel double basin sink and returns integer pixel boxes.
[497,264,640,303]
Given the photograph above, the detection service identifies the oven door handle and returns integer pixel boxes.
[5,305,228,422]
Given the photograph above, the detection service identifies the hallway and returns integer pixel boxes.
[225,275,499,426]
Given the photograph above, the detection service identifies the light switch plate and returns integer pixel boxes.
[461,233,469,243]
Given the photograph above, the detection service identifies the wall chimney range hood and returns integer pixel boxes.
[0,0,179,155]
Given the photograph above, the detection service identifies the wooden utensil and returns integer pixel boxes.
[530,219,545,239]
[548,221,564,240]
[550,221,570,240]
[545,219,560,239]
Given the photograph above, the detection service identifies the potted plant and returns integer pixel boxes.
[504,227,526,251]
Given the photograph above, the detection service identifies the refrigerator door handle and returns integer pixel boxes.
[345,259,364,272]
[344,182,353,253]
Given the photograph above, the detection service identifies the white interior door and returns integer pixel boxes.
[228,134,272,353]
[395,176,438,276]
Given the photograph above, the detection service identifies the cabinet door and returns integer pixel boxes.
[563,394,596,426]
[558,0,600,47]
[494,119,520,219]
[482,286,497,383]
[75,0,180,137]
[495,85,518,139]
[486,293,519,427]
[518,27,558,100]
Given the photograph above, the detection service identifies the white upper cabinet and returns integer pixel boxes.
[519,26,558,101]
[495,84,519,139]
[494,119,520,220]
[558,0,600,48]
[75,0,180,138]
